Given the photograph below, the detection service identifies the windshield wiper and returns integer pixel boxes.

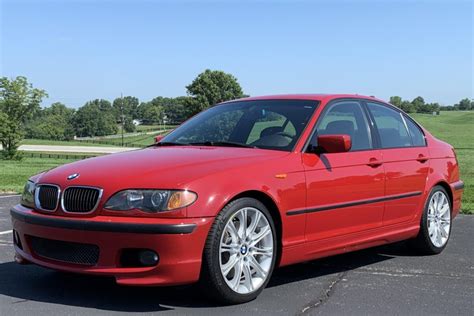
[148,141,188,147]
[189,141,256,148]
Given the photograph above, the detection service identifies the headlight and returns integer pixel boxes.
[20,180,36,208]
[104,190,197,213]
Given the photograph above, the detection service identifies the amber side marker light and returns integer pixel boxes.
[167,191,197,210]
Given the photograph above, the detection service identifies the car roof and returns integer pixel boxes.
[222,94,387,104]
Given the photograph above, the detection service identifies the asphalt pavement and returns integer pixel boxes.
[0,195,472,315]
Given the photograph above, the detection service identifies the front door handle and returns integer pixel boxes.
[416,154,429,163]
[367,158,383,167]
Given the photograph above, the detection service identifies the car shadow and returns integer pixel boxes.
[0,241,415,312]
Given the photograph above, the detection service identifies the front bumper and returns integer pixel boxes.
[11,205,213,286]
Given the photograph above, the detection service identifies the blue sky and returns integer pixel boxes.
[1,0,472,107]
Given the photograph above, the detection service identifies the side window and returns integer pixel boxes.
[404,116,426,146]
[366,102,411,148]
[312,101,372,151]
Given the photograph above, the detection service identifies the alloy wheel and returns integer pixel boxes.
[219,207,274,294]
[427,191,451,248]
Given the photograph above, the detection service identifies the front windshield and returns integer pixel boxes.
[162,99,318,151]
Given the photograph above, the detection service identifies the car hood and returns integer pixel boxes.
[37,146,288,191]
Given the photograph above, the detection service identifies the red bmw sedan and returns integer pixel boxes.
[11,94,464,304]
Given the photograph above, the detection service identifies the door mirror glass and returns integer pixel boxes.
[316,134,352,153]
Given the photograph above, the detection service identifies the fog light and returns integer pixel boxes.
[120,248,159,267]
[139,250,159,266]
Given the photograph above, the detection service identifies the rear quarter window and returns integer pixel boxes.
[404,116,426,146]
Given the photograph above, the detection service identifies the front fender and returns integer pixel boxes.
[185,152,307,248]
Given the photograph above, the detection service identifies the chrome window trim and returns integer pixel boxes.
[61,186,104,214]
[34,184,61,212]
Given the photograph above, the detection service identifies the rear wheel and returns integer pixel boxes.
[200,198,277,304]
[412,185,452,254]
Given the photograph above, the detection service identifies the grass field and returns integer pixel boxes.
[1,112,472,213]
[91,132,163,147]
[0,157,81,193]
[21,130,170,148]
[411,112,473,213]
[21,138,117,147]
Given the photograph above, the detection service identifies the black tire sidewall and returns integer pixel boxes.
[202,197,277,304]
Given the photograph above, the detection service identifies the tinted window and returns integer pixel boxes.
[367,102,411,148]
[311,101,372,151]
[163,100,317,151]
[405,116,426,146]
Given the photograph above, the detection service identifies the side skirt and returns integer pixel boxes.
[278,221,420,267]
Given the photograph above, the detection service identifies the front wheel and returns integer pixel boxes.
[200,198,277,304]
[411,185,452,254]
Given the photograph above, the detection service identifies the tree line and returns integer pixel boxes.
[0,70,244,159]
[0,69,472,160]
[389,96,474,113]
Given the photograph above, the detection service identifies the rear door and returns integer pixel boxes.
[300,100,385,242]
[365,102,430,225]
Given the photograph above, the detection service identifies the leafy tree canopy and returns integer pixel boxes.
[73,99,117,137]
[25,102,75,141]
[0,76,47,159]
[112,96,140,121]
[185,69,244,115]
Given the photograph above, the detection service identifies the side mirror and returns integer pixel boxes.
[316,134,352,153]
[154,135,164,143]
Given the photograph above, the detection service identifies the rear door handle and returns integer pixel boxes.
[367,158,383,167]
[416,154,429,163]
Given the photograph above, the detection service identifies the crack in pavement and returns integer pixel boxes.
[331,264,473,280]
[297,271,347,315]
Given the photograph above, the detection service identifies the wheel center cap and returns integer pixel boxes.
[240,245,248,255]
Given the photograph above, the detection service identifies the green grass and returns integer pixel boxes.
[22,128,173,148]
[21,139,116,147]
[0,157,81,193]
[94,132,162,147]
[411,112,474,213]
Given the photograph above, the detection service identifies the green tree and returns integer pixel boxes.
[185,69,244,115]
[0,76,47,159]
[427,102,440,113]
[389,96,402,108]
[112,96,139,121]
[400,100,416,113]
[73,99,117,137]
[123,116,136,133]
[25,102,76,141]
[457,98,471,110]
[165,96,191,123]
[411,96,425,113]
[137,100,163,124]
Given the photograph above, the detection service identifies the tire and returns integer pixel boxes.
[411,185,452,254]
[200,197,277,304]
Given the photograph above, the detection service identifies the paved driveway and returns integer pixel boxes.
[0,195,472,315]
